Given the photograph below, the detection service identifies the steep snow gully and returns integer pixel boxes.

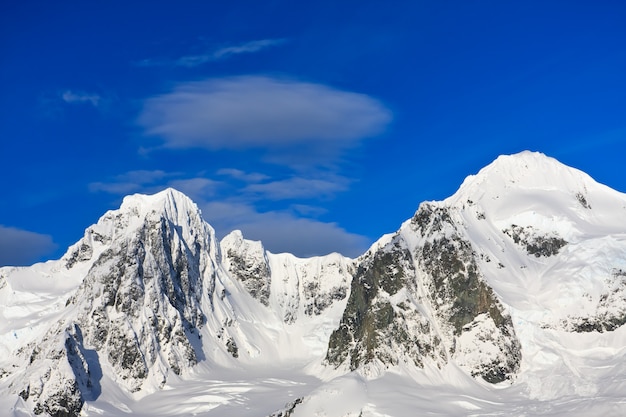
[2,151,626,416]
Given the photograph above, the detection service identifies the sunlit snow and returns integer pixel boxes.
[2,152,626,416]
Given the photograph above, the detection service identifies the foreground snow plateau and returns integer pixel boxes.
[1,151,626,416]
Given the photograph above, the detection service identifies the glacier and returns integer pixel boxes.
[1,151,626,416]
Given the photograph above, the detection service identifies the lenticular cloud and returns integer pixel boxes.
[138,76,392,150]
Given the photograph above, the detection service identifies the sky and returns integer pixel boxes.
[1,1,625,266]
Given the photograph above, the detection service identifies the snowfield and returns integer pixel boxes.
[2,151,626,416]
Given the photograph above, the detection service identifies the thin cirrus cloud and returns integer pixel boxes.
[216,168,270,183]
[87,168,369,257]
[212,39,287,60]
[87,170,370,257]
[243,176,349,200]
[0,225,57,266]
[136,39,286,68]
[176,39,287,67]
[166,178,220,201]
[61,90,101,107]
[137,76,392,165]
[89,170,220,202]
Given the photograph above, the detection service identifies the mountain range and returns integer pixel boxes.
[1,151,625,417]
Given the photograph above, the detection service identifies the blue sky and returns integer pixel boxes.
[1,1,625,265]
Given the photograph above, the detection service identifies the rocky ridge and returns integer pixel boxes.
[2,151,626,416]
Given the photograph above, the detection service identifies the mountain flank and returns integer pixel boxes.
[2,151,626,417]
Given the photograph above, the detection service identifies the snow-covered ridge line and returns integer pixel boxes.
[2,151,626,417]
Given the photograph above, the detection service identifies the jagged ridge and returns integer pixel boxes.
[2,152,626,416]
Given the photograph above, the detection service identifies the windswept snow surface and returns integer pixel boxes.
[2,153,626,416]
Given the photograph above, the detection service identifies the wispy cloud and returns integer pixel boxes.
[0,225,57,266]
[61,90,101,107]
[89,170,220,202]
[217,168,270,183]
[166,177,220,200]
[38,89,110,119]
[176,39,286,67]
[290,204,328,217]
[138,76,392,167]
[86,167,369,257]
[212,39,287,60]
[136,39,286,68]
[243,176,349,200]
[132,75,388,255]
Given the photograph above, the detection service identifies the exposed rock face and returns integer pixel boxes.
[4,190,355,416]
[269,397,304,417]
[221,230,354,324]
[9,189,217,413]
[327,202,521,382]
[502,224,567,257]
[269,253,353,324]
[414,205,521,383]
[14,325,92,417]
[65,191,212,391]
[221,231,272,307]
[561,268,626,333]
[4,152,626,416]
[326,241,445,371]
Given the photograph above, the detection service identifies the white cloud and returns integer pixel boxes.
[176,39,286,67]
[166,178,219,201]
[61,90,101,107]
[137,39,286,68]
[217,168,270,183]
[243,176,349,200]
[137,76,391,165]
[173,55,213,68]
[290,204,328,217]
[88,171,220,203]
[86,166,368,257]
[212,39,287,60]
[201,201,370,257]
[0,225,57,266]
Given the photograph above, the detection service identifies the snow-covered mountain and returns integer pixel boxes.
[2,151,626,417]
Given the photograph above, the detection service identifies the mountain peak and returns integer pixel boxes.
[478,150,576,182]
[446,151,599,207]
[111,187,210,238]
[3,154,626,416]
[119,187,199,219]
[60,188,214,272]
[462,150,586,188]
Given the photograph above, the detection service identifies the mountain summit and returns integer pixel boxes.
[2,152,626,417]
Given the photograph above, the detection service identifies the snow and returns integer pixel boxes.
[2,152,626,416]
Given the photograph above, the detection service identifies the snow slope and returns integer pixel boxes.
[1,151,626,416]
